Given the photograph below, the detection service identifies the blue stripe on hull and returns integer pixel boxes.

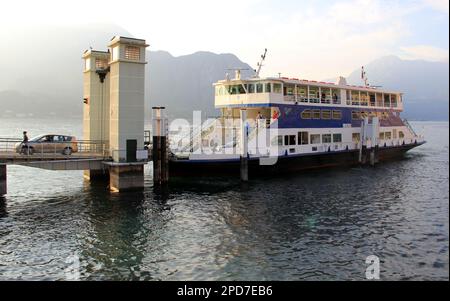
[219,103,404,129]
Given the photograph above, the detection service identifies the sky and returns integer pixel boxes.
[1,0,448,80]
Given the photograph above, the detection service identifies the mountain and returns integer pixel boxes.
[0,25,447,121]
[148,51,253,118]
[344,56,449,120]
[0,24,253,120]
[0,23,131,119]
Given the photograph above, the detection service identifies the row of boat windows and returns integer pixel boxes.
[301,110,393,121]
[351,111,390,120]
[216,83,282,95]
[215,83,400,108]
[272,130,406,147]
[352,131,405,141]
[272,132,343,146]
[301,109,342,120]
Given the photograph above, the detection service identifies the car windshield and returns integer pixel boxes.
[29,135,45,142]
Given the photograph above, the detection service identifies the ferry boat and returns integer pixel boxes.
[168,63,425,177]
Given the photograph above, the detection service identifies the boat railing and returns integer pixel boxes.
[403,119,418,137]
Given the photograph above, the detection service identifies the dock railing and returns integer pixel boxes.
[0,138,109,160]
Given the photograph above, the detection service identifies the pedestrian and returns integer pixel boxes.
[21,131,29,155]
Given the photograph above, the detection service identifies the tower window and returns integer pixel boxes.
[125,46,140,61]
[95,59,107,70]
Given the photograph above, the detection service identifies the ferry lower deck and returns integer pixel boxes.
[169,141,425,177]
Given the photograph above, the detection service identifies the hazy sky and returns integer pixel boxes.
[1,0,448,79]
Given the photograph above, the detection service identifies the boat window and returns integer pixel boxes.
[321,88,331,104]
[310,134,321,144]
[391,95,398,107]
[385,132,392,139]
[273,83,282,93]
[322,134,332,143]
[285,85,295,96]
[312,110,321,119]
[309,87,319,103]
[224,85,246,95]
[332,110,342,120]
[332,89,340,104]
[351,91,360,105]
[352,133,360,142]
[379,132,385,140]
[301,110,312,119]
[271,135,283,146]
[265,83,272,93]
[399,131,405,139]
[333,133,342,143]
[352,111,361,120]
[321,110,331,119]
[369,93,376,106]
[256,83,264,93]
[298,132,309,145]
[284,135,296,146]
[384,94,390,107]
[248,84,255,93]
[360,92,369,106]
[297,85,308,102]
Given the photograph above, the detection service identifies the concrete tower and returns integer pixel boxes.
[108,36,149,162]
[82,50,111,144]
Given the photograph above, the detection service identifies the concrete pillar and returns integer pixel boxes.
[109,164,144,192]
[240,109,248,182]
[152,107,169,186]
[82,50,110,145]
[108,36,149,162]
[83,169,109,182]
[0,165,6,196]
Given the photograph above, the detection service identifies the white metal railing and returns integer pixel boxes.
[0,138,108,159]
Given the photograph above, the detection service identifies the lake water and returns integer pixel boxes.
[0,118,448,280]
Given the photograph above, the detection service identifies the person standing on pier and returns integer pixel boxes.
[21,131,29,155]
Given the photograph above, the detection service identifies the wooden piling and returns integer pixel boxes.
[240,109,248,182]
[152,107,169,186]
[0,164,6,196]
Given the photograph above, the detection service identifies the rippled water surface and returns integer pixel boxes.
[0,119,448,280]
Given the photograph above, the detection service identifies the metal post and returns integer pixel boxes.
[0,164,6,196]
[240,109,248,182]
[152,107,169,186]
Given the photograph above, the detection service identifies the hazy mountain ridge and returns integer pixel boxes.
[0,24,253,119]
[0,25,448,121]
[331,56,449,120]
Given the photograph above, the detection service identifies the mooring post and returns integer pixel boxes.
[0,164,6,196]
[152,107,169,186]
[370,117,380,166]
[240,109,249,182]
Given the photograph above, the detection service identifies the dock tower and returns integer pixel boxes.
[82,36,149,192]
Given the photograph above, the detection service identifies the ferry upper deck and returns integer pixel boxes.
[214,75,403,111]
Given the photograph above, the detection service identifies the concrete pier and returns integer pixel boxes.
[83,169,109,182]
[0,165,6,196]
[108,163,145,192]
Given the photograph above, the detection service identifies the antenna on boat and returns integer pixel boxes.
[254,48,267,78]
[361,66,369,87]
[361,66,383,88]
